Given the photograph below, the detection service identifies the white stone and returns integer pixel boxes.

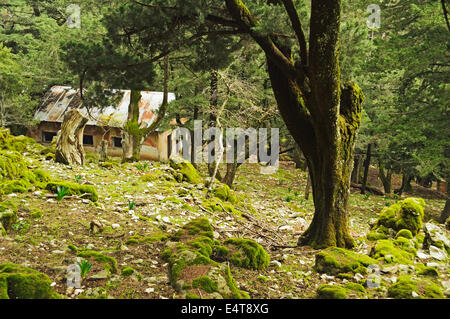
[416,251,429,259]
[354,273,364,281]
[429,245,447,261]
[162,216,170,223]
[145,288,155,293]
[412,291,419,298]
[270,260,282,268]
[111,224,120,229]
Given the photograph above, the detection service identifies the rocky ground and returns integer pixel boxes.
[0,132,448,299]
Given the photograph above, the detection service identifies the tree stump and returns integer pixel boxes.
[55,109,88,166]
[99,140,108,161]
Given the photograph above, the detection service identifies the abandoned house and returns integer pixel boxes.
[27,86,176,161]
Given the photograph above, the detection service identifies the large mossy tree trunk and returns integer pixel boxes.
[55,109,88,166]
[226,0,363,248]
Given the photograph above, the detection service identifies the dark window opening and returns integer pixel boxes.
[112,137,122,148]
[42,131,57,143]
[83,135,94,146]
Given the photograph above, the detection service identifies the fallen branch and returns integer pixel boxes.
[350,183,384,196]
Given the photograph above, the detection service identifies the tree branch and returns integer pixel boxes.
[281,0,308,66]
[225,0,297,79]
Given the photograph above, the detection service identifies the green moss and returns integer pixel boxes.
[369,240,415,264]
[388,275,444,299]
[224,265,250,299]
[418,266,439,277]
[0,144,50,195]
[223,238,270,270]
[46,180,98,202]
[257,275,268,283]
[0,263,60,299]
[85,152,99,164]
[317,282,367,299]
[188,236,215,257]
[162,196,184,205]
[213,184,237,204]
[29,208,42,219]
[192,276,218,293]
[180,217,214,239]
[315,247,378,275]
[121,266,135,277]
[366,231,388,241]
[100,161,119,169]
[163,218,250,299]
[213,245,230,258]
[395,229,413,240]
[0,202,17,231]
[373,198,425,236]
[77,250,117,273]
[140,171,175,182]
[0,130,46,155]
[185,293,201,299]
[125,238,139,245]
[393,237,418,253]
[67,244,78,253]
[317,284,348,299]
[169,156,203,184]
[345,282,366,294]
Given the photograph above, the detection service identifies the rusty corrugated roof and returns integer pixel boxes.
[34,86,176,129]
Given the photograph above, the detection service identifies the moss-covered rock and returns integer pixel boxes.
[202,198,240,215]
[0,129,46,155]
[172,217,214,241]
[213,184,238,204]
[121,266,135,277]
[316,282,367,299]
[418,266,439,277]
[395,229,413,240]
[372,198,425,236]
[422,222,450,255]
[45,180,98,202]
[0,201,17,231]
[315,247,378,275]
[366,231,389,241]
[222,238,270,270]
[0,130,51,195]
[369,239,416,264]
[169,155,203,184]
[0,149,50,195]
[387,275,444,299]
[0,263,60,299]
[163,218,249,299]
